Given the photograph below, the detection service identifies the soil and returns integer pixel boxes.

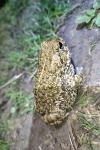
[0,0,100,150]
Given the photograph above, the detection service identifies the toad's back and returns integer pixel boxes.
[34,38,82,125]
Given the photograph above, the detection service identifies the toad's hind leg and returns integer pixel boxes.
[43,113,60,125]
[43,108,66,125]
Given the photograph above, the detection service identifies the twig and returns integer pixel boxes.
[92,141,100,145]
[38,146,42,150]
[0,73,24,90]
[68,131,76,150]
[29,69,37,81]
[67,119,78,150]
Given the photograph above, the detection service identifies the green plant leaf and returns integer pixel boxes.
[10,107,16,114]
[86,9,96,18]
[95,13,100,27]
[76,15,91,24]
[93,0,100,9]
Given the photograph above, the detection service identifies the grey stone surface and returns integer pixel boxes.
[58,3,100,92]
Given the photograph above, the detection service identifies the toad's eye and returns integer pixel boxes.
[59,42,63,49]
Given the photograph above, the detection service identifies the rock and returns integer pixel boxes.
[58,6,100,94]
[28,113,75,150]
[28,0,100,150]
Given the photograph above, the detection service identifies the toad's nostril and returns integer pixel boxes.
[59,42,63,49]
